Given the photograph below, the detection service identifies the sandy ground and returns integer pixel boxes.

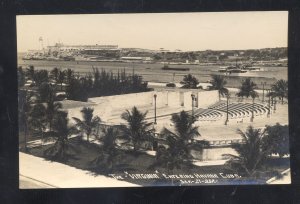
[19,152,140,189]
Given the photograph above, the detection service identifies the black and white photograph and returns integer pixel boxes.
[17,11,290,188]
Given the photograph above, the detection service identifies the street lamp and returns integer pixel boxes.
[250,97,254,122]
[274,97,277,113]
[154,94,157,124]
[225,93,230,125]
[267,89,271,117]
[261,82,266,103]
[191,94,195,118]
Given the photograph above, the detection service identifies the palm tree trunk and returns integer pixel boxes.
[49,120,52,131]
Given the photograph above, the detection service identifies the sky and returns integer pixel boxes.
[17,11,288,52]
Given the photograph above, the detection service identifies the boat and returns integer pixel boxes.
[161,65,190,71]
[211,65,262,77]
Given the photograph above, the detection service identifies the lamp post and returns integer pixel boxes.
[250,97,254,122]
[154,94,157,124]
[274,97,277,113]
[225,93,229,125]
[267,89,271,117]
[191,94,195,118]
[261,82,266,103]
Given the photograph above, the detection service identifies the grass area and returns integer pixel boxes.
[24,137,290,186]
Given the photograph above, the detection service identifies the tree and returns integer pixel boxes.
[153,111,207,174]
[271,79,288,104]
[25,65,35,81]
[236,78,259,121]
[263,123,289,157]
[210,75,228,100]
[224,126,271,176]
[50,67,59,82]
[33,70,49,87]
[44,111,79,161]
[121,106,153,152]
[167,111,200,144]
[44,87,62,131]
[18,66,26,87]
[18,90,34,152]
[64,68,74,84]
[28,103,47,143]
[180,74,199,89]
[57,70,66,91]
[38,82,54,103]
[72,107,101,142]
[236,78,259,99]
[92,127,121,172]
[66,78,89,102]
[155,135,190,175]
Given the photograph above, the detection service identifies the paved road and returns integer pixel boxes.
[19,175,56,189]
[19,153,139,188]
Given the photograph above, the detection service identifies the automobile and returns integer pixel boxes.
[166,82,176,87]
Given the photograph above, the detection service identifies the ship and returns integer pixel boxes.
[212,65,263,77]
[161,65,190,71]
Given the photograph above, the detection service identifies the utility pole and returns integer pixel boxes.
[261,81,266,103]
[225,93,229,125]
[154,94,157,124]
[267,89,271,117]
[274,97,277,113]
[250,97,254,122]
[191,94,195,119]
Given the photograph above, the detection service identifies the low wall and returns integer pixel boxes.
[197,90,219,108]
[88,92,153,109]
[191,147,237,161]
[167,91,181,107]
[66,90,221,123]
[183,91,193,109]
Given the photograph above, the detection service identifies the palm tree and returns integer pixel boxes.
[121,106,153,152]
[18,90,34,152]
[25,65,35,81]
[236,78,259,121]
[64,68,74,85]
[44,111,79,161]
[271,79,288,104]
[50,67,59,83]
[57,70,66,91]
[33,70,49,87]
[153,111,207,174]
[180,74,199,89]
[165,111,200,144]
[224,126,271,177]
[210,75,228,100]
[155,135,190,175]
[92,127,121,172]
[44,87,62,131]
[72,107,101,142]
[263,123,289,158]
[28,103,47,145]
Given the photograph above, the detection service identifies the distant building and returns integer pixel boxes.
[47,44,119,52]
[121,56,153,62]
[207,55,219,61]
